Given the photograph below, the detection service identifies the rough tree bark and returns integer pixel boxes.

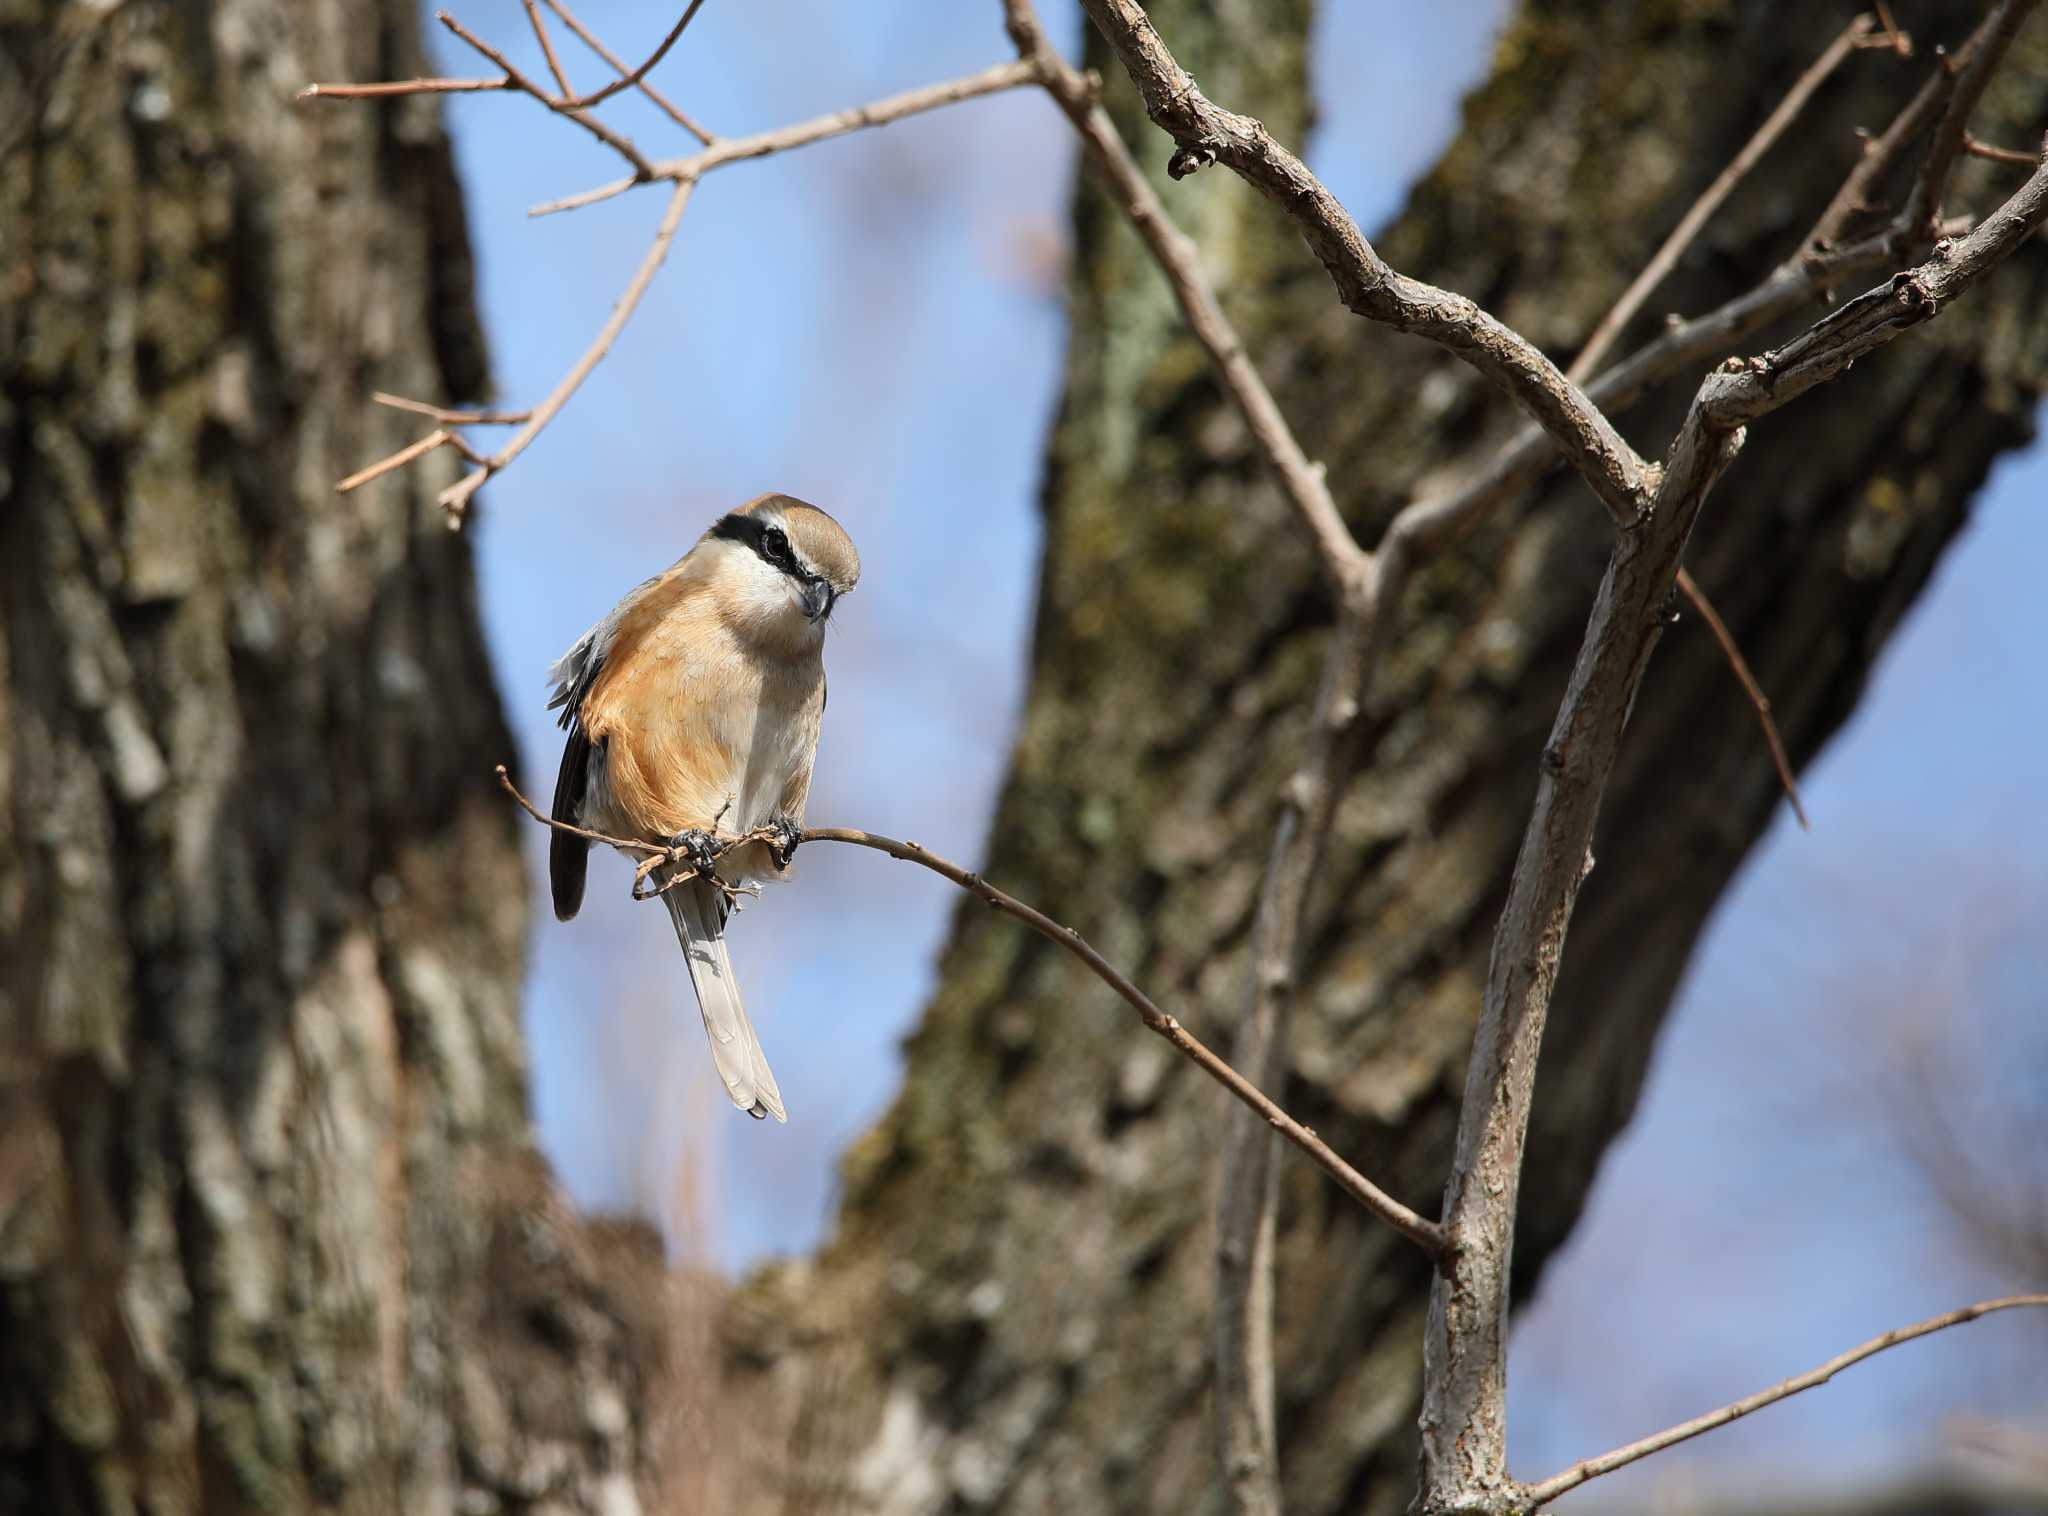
[0,3,690,1513]
[720,3,2048,1513]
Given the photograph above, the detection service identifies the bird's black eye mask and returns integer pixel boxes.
[711,512,835,614]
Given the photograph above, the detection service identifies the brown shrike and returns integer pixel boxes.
[546,493,861,1122]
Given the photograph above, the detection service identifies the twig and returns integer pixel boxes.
[522,0,574,97]
[1675,566,1807,828]
[436,9,656,181]
[1569,15,1872,384]
[435,177,696,523]
[1872,0,1912,57]
[298,76,509,100]
[1003,1,1363,592]
[542,0,716,144]
[494,764,1447,1256]
[324,52,1033,515]
[555,0,706,111]
[1521,1296,2048,1509]
[1902,0,2040,236]
[1075,0,1651,528]
[497,763,666,856]
[1705,160,2048,429]
[336,428,450,494]
[1400,16,1994,563]
[1965,130,2044,167]
[1388,224,1903,564]
[1404,9,2012,826]
[1560,20,1865,828]
[1807,6,2000,253]
[494,766,752,903]
[372,392,531,425]
[801,825,1446,1257]
[529,60,1040,218]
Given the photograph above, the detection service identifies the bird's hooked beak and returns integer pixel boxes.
[800,575,836,624]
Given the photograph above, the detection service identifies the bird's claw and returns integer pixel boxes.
[763,814,803,871]
[669,827,725,880]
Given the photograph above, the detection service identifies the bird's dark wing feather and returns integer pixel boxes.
[550,729,593,921]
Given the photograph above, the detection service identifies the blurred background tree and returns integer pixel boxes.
[2,1,2042,1514]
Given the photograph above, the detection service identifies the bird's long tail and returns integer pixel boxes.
[663,877,787,1122]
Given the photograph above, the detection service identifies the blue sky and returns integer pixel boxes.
[415,1,2045,1501]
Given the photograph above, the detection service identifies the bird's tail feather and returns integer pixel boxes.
[664,878,787,1123]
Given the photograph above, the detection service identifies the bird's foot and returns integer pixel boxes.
[669,826,726,880]
[762,813,803,871]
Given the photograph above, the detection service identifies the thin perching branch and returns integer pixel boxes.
[1523,1295,2048,1509]
[495,765,1448,1257]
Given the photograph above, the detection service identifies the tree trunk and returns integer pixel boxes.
[0,3,686,1512]
[720,3,2048,1513]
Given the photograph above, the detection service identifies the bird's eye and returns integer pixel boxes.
[763,527,790,561]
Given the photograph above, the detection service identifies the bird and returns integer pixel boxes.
[544,493,861,1122]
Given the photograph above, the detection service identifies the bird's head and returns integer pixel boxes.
[704,493,861,645]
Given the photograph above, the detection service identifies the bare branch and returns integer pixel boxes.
[1388,224,1903,563]
[335,428,450,494]
[494,765,1446,1255]
[1419,143,2048,1516]
[555,0,706,112]
[1074,0,1651,527]
[435,9,657,180]
[1965,130,2047,166]
[1523,1296,2048,1509]
[298,76,509,100]
[371,392,532,426]
[436,177,696,523]
[497,763,669,857]
[522,0,575,97]
[802,823,1445,1255]
[1676,566,1807,829]
[1001,8,1412,1505]
[1568,14,1874,383]
[494,766,755,904]
[1807,5,2004,253]
[1420,395,1746,1514]
[529,60,1041,218]
[1561,17,1881,830]
[323,49,1035,517]
[1872,0,1913,58]
[542,0,717,144]
[1705,160,2048,429]
[1003,1,1364,593]
[1902,0,2041,236]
